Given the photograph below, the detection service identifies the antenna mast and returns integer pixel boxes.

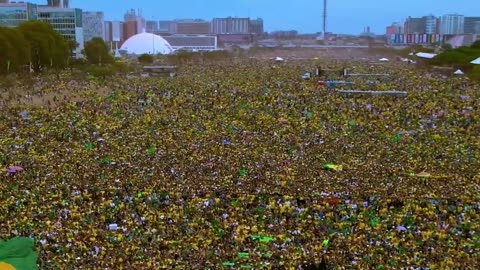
[323,0,327,36]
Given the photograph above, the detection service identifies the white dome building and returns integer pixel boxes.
[120,33,173,55]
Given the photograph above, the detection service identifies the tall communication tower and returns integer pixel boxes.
[323,0,327,36]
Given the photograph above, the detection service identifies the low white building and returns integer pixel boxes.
[163,35,218,52]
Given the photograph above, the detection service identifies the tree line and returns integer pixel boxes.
[0,21,76,74]
[0,21,119,75]
[429,40,480,66]
[429,41,480,80]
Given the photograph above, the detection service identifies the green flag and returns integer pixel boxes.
[147,146,157,156]
[322,239,330,247]
[85,143,94,150]
[101,157,112,164]
[238,252,249,259]
[321,163,343,172]
[250,235,275,243]
[0,237,38,270]
[222,261,235,267]
[368,216,381,227]
[392,134,402,142]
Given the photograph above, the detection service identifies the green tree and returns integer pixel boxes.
[66,39,78,55]
[86,65,115,79]
[0,29,16,74]
[112,61,130,73]
[138,54,154,64]
[431,51,468,65]
[0,27,31,73]
[411,45,435,53]
[468,65,480,81]
[18,21,69,72]
[84,37,113,65]
[471,40,480,49]
[65,39,78,67]
[441,43,453,51]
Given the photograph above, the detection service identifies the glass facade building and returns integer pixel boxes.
[440,14,464,35]
[212,17,250,34]
[0,2,84,57]
[37,7,82,40]
[0,2,37,27]
[47,0,69,8]
[464,17,480,34]
[37,6,84,57]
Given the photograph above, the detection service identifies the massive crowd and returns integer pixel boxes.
[0,58,479,269]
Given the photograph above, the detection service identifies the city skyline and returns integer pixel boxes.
[26,0,479,34]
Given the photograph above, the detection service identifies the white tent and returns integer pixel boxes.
[471,57,480,65]
[416,52,437,59]
[379,58,389,62]
[275,57,285,62]
[454,69,464,75]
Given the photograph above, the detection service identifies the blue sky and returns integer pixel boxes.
[31,0,479,34]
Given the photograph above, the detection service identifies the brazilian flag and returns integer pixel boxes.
[0,237,38,270]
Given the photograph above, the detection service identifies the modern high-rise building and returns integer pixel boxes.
[174,19,211,34]
[211,18,227,34]
[111,21,123,42]
[47,0,69,8]
[104,21,112,42]
[249,18,264,35]
[386,22,403,36]
[464,17,480,34]
[82,11,104,42]
[105,21,124,43]
[103,21,124,52]
[145,20,158,33]
[124,9,144,33]
[475,21,480,34]
[37,5,84,57]
[212,17,250,34]
[0,1,37,27]
[404,17,426,34]
[424,15,438,34]
[158,20,175,34]
[123,20,137,40]
[440,14,464,35]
